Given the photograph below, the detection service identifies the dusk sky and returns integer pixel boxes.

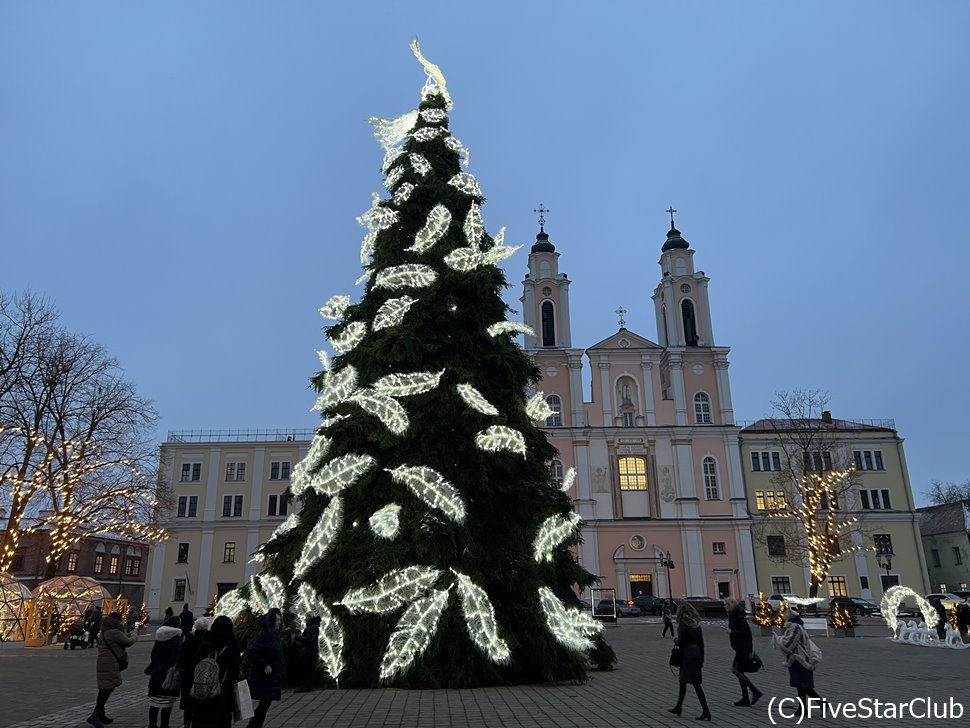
[2,2,967,505]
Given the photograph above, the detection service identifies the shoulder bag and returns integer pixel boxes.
[105,638,129,672]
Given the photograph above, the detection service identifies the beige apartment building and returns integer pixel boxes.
[144,429,313,619]
[740,414,930,603]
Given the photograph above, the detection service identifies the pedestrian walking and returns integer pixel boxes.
[661,603,675,638]
[180,604,195,638]
[724,597,763,707]
[165,606,175,620]
[774,609,822,718]
[246,608,284,728]
[189,615,241,728]
[931,598,948,640]
[86,606,103,648]
[179,616,210,728]
[957,597,970,642]
[85,611,135,728]
[294,615,321,692]
[668,601,711,721]
[146,616,184,728]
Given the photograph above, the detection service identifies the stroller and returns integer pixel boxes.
[64,617,89,650]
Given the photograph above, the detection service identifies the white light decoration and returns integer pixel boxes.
[420,108,447,123]
[538,587,603,652]
[290,434,333,496]
[313,365,359,411]
[269,511,299,539]
[487,321,535,338]
[409,153,431,176]
[356,195,399,234]
[373,296,418,331]
[350,390,409,435]
[483,241,522,266]
[457,383,499,416]
[443,247,482,272]
[384,166,406,192]
[360,230,377,266]
[453,571,511,663]
[355,269,373,286]
[410,38,452,110]
[561,467,577,493]
[406,204,452,254]
[247,574,269,614]
[388,465,467,523]
[533,512,583,563]
[448,172,482,197]
[316,349,330,370]
[525,391,554,421]
[463,202,484,246]
[309,454,377,496]
[880,586,937,637]
[295,584,346,680]
[368,110,419,150]
[412,126,443,142]
[320,414,349,429]
[443,135,469,167]
[319,295,351,321]
[393,181,415,206]
[369,503,402,539]
[382,147,406,174]
[293,495,344,579]
[329,321,367,354]
[379,587,451,681]
[475,425,527,457]
[492,226,506,247]
[372,370,444,397]
[214,589,248,620]
[337,565,443,614]
[374,264,438,290]
[259,574,287,609]
[295,582,328,625]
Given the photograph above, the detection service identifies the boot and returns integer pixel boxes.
[98,711,114,724]
[85,712,104,728]
[695,686,711,721]
[750,687,764,706]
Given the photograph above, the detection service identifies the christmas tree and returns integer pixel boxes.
[218,41,613,688]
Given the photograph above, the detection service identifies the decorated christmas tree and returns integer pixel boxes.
[217,41,614,688]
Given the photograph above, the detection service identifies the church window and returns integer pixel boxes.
[540,301,556,347]
[693,392,712,424]
[622,412,635,428]
[545,395,563,427]
[680,283,691,294]
[542,286,552,296]
[548,459,564,488]
[702,457,720,500]
[681,299,699,346]
[618,456,648,491]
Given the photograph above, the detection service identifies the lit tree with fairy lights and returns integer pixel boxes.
[217,41,614,688]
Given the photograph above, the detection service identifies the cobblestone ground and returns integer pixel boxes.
[2,617,967,727]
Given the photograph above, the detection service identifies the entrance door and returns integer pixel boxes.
[717,581,731,599]
[630,574,653,598]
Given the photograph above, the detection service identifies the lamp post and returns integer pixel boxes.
[877,554,893,592]
[660,552,675,606]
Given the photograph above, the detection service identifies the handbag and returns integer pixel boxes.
[233,680,255,722]
[668,646,683,668]
[105,640,128,671]
[162,666,182,691]
[742,652,763,673]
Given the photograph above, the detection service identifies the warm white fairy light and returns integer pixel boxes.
[393,182,416,205]
[420,108,447,123]
[369,503,402,539]
[368,110,419,150]
[360,230,377,266]
[382,147,406,174]
[538,587,603,652]
[880,586,937,636]
[330,321,367,354]
[384,166,406,191]
[443,247,482,272]
[295,584,346,680]
[321,413,349,429]
[247,574,269,614]
[349,390,409,435]
[561,467,576,493]
[387,465,467,523]
[475,425,527,457]
[487,321,535,338]
[379,587,451,681]
[463,202,484,246]
[410,153,431,176]
[214,589,248,620]
[308,454,377,496]
[373,296,418,331]
[533,512,583,563]
[443,135,469,167]
[319,295,351,321]
[295,583,326,626]
[453,571,511,663]
[373,370,444,397]
[525,391,554,421]
[410,38,452,110]
[313,365,359,411]
[337,565,443,614]
[316,349,331,370]
[412,127,444,142]
[269,511,299,540]
[375,264,438,290]
[355,269,373,286]
[406,204,452,253]
[259,574,287,609]
[290,434,333,496]
[457,383,499,416]
[483,241,521,266]
[293,495,344,579]
[448,172,482,197]
[356,197,399,234]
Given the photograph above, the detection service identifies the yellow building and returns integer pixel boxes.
[144,430,313,619]
[740,412,929,603]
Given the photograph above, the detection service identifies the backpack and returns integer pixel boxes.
[190,648,226,700]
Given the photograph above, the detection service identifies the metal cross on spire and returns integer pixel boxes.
[666,207,677,228]
[616,307,627,329]
[534,204,549,232]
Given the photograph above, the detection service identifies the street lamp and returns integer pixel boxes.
[877,554,893,591]
[659,552,675,606]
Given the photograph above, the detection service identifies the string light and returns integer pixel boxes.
[313,365,359,411]
[269,511,299,540]
[337,565,443,614]
[409,154,431,176]
[214,589,248,620]
[360,231,377,266]
[293,496,344,579]
[448,172,482,197]
[290,434,333,496]
[316,349,330,370]
[379,587,451,682]
[384,166,406,192]
[487,321,535,338]
[373,296,418,331]
[443,135,469,167]
[356,194,399,233]
[412,127,444,142]
[295,583,346,681]
[444,247,483,272]
[387,465,467,523]
[453,571,511,663]
[308,454,377,496]
[319,295,351,321]
[259,574,287,609]
[482,240,521,266]
[880,586,937,636]
[246,574,269,614]
[369,503,402,539]
[538,587,603,652]
[349,390,409,435]
[393,182,416,206]
[330,321,367,354]
[457,383,499,416]
[355,269,373,287]
[463,202,484,246]
[369,111,419,150]
[406,204,452,254]
[374,264,437,290]
[382,147,406,174]
[372,370,444,397]
[533,512,583,563]
[560,467,576,493]
[475,425,527,457]
[525,391,554,421]
[420,108,447,123]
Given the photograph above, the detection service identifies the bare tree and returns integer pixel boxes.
[924,479,970,505]
[749,389,865,598]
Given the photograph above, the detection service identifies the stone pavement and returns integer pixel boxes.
[2,616,967,728]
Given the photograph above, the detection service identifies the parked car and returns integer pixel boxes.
[950,591,970,601]
[594,599,641,617]
[631,595,664,615]
[829,596,881,616]
[683,595,731,617]
[766,593,802,611]
[926,593,963,609]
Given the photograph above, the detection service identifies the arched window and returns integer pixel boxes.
[661,304,669,346]
[541,301,556,346]
[548,459,564,489]
[694,392,712,424]
[618,456,648,491]
[702,457,720,500]
[545,395,563,427]
[681,299,699,346]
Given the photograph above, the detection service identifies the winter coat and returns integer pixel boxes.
[180,608,195,635]
[189,634,241,728]
[728,603,753,655]
[178,629,207,710]
[296,621,320,659]
[957,602,970,631]
[96,616,136,689]
[676,619,704,686]
[146,625,183,697]
[246,614,284,701]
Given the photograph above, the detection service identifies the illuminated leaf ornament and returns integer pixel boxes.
[487,321,535,338]
[368,111,420,150]
[293,496,344,579]
[538,587,603,651]
[372,370,443,397]
[375,264,437,290]
[412,127,444,142]
[410,37,452,110]
[525,392,554,421]
[349,390,409,435]
[382,147,406,174]
[373,296,418,331]
[379,588,451,681]
[309,454,377,496]
[457,383,499,416]
[355,269,373,287]
[295,584,346,680]
[313,365,359,411]
[360,231,377,266]
[384,166,406,192]
[319,295,351,321]
[388,465,467,523]
[393,182,415,206]
[337,566,443,614]
[463,202,484,246]
[444,247,483,272]
[406,205,452,253]
[259,574,287,609]
[453,571,511,663]
[330,321,367,354]
[290,434,333,496]
[443,135,470,167]
[316,349,331,370]
[320,414,349,429]
[475,425,527,457]
[247,574,269,614]
[420,108,446,123]
[214,589,248,620]
[410,153,431,176]
[369,503,402,539]
[448,172,482,197]
[561,467,577,493]
[357,193,399,233]
[533,512,583,563]
[269,511,299,540]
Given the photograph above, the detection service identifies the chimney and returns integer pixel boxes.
[821,410,833,425]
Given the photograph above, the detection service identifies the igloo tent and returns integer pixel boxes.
[0,572,34,643]
[33,576,112,624]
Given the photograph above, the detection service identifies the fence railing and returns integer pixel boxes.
[166,428,316,443]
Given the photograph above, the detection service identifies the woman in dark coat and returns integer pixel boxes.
[669,601,710,721]
[294,615,321,692]
[146,616,183,728]
[246,608,284,728]
[86,611,135,728]
[179,616,210,728]
[725,598,763,707]
[190,615,241,728]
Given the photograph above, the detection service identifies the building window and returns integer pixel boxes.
[755,490,787,511]
[767,535,786,557]
[693,393,712,424]
[540,300,556,347]
[860,576,869,590]
[124,557,141,576]
[180,463,202,482]
[828,535,842,555]
[545,395,563,427]
[270,461,291,480]
[222,495,244,517]
[177,543,189,564]
[267,494,289,517]
[225,462,247,482]
[702,457,720,500]
[712,542,726,555]
[819,491,840,510]
[108,555,119,575]
[859,488,892,510]
[622,412,635,428]
[750,451,782,472]
[223,542,236,563]
[804,450,833,472]
[954,547,964,565]
[771,576,791,594]
[618,456,648,491]
[173,579,186,602]
[176,495,199,518]
[94,554,104,573]
[853,450,885,471]
[681,299,698,346]
[931,549,941,567]
[548,460,564,489]
[874,534,893,555]
[67,552,79,573]
[828,576,848,597]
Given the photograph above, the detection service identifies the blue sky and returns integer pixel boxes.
[2,2,967,505]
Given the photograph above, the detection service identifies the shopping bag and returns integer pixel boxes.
[233,680,255,722]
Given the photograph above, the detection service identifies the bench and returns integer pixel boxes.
[801,617,829,637]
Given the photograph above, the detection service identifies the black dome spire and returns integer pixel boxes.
[530,203,555,253]
[661,207,689,251]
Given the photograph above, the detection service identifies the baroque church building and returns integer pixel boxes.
[521,215,758,603]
